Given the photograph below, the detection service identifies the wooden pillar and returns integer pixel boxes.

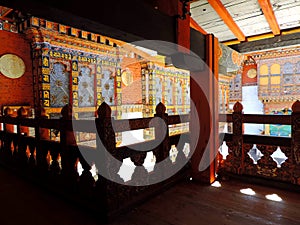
[190,34,219,184]
[155,0,190,50]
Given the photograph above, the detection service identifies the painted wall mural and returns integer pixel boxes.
[218,43,244,73]
[257,55,300,101]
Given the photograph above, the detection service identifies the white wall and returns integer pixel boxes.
[119,112,145,146]
[242,86,264,135]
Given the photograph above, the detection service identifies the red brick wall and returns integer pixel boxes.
[121,57,142,104]
[0,30,33,110]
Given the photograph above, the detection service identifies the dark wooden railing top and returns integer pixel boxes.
[0,107,189,134]
[219,113,291,125]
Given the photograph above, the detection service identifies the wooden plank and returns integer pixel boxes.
[112,179,300,225]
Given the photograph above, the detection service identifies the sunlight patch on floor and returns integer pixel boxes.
[211,181,222,188]
[240,188,256,196]
[265,193,282,202]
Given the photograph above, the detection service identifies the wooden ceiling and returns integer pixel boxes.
[190,0,300,50]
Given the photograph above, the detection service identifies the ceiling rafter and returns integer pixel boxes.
[190,17,207,34]
[1,8,13,17]
[257,0,280,35]
[207,0,246,41]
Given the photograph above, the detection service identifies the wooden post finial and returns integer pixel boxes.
[97,102,112,118]
[155,102,166,115]
[3,107,13,116]
[61,104,73,119]
[233,101,243,113]
[36,107,47,118]
[17,107,28,117]
[292,100,300,113]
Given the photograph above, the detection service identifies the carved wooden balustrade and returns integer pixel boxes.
[0,102,190,222]
[218,101,300,186]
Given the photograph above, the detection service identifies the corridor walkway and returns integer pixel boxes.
[0,166,300,225]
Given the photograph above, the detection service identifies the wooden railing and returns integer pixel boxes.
[218,100,300,186]
[0,102,190,222]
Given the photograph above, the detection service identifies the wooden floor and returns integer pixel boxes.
[1,167,300,225]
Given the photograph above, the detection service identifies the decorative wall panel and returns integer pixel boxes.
[50,62,70,107]
[78,65,95,107]
[101,67,115,106]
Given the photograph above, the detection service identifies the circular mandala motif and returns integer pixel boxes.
[0,54,25,79]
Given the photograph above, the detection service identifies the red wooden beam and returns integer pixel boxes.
[190,17,207,35]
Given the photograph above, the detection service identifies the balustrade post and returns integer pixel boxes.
[232,101,244,174]
[60,104,76,146]
[291,100,300,185]
[17,107,29,135]
[152,102,170,180]
[16,107,29,167]
[154,103,170,159]
[60,104,79,190]
[3,107,14,133]
[35,107,49,140]
[95,102,122,182]
[94,102,123,219]
[3,107,14,160]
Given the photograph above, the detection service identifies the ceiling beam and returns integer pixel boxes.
[257,0,280,35]
[229,32,300,53]
[1,8,13,17]
[207,0,246,41]
[190,17,207,35]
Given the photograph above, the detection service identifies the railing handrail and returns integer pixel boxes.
[219,113,291,125]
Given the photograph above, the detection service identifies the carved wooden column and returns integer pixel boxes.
[232,101,244,174]
[291,100,300,185]
[190,34,219,184]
